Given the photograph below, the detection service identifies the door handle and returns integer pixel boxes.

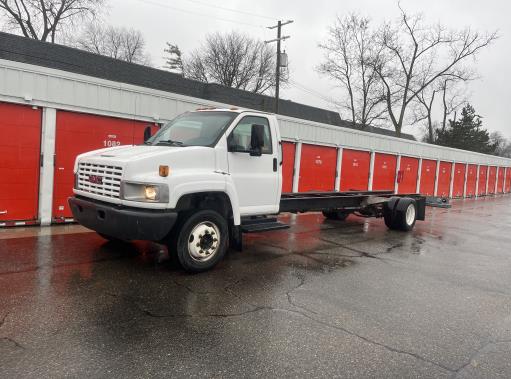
[273,158,278,172]
[0,210,7,214]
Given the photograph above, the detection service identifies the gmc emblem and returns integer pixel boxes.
[88,175,103,185]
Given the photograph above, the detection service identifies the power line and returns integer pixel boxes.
[132,0,265,29]
[288,79,338,106]
[177,0,277,21]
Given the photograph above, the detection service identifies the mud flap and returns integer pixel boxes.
[230,225,243,251]
[415,197,426,221]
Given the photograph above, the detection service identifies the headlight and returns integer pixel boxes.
[120,182,169,203]
[144,185,158,200]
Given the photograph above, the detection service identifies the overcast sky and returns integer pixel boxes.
[108,0,509,138]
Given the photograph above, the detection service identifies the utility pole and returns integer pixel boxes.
[265,20,293,114]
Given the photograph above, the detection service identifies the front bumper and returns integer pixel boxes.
[68,196,177,241]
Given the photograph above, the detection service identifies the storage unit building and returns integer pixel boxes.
[1,31,510,226]
[465,164,477,197]
[397,156,419,194]
[437,162,453,198]
[488,167,497,194]
[298,144,337,192]
[0,102,42,223]
[281,142,296,193]
[52,111,158,221]
[419,159,437,196]
[478,166,488,196]
[452,163,467,198]
[372,153,398,191]
[497,167,505,194]
[339,149,371,191]
[506,168,511,193]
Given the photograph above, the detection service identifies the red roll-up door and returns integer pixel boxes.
[465,164,477,197]
[497,167,505,193]
[478,166,488,196]
[298,144,337,192]
[505,168,511,193]
[372,153,397,191]
[437,161,452,197]
[488,166,497,194]
[397,156,419,194]
[281,142,295,193]
[52,111,159,220]
[340,149,370,191]
[419,159,437,196]
[0,102,42,222]
[452,163,466,198]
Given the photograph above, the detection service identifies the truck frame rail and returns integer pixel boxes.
[279,190,423,214]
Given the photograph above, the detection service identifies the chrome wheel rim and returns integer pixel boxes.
[405,203,416,226]
[187,221,220,262]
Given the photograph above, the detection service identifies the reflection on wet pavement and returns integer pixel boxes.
[1,196,511,377]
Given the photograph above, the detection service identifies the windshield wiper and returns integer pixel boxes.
[155,139,186,146]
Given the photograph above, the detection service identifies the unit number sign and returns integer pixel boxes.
[103,134,121,147]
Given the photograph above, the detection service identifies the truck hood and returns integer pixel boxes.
[81,144,184,163]
[76,144,218,180]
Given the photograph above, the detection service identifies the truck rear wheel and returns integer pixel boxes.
[170,209,228,273]
[322,210,350,221]
[384,197,417,231]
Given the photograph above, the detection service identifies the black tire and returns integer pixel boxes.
[394,198,417,231]
[384,197,417,231]
[383,197,401,229]
[170,209,228,273]
[322,210,350,221]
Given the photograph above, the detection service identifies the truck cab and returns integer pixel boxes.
[69,109,284,271]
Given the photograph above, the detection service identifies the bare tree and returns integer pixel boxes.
[74,22,151,65]
[318,14,386,127]
[0,0,104,43]
[163,42,183,74]
[414,86,438,142]
[372,5,497,136]
[490,131,511,158]
[439,78,467,132]
[183,31,279,95]
[414,78,468,143]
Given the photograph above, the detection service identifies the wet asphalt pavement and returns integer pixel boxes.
[1,196,511,378]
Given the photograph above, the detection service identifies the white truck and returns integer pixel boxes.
[69,108,426,272]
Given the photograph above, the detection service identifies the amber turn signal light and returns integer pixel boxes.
[159,165,170,177]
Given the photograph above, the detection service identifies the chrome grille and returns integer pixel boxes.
[77,162,123,198]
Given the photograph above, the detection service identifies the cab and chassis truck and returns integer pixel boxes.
[69,109,426,272]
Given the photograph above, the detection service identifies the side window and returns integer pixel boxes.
[229,116,272,154]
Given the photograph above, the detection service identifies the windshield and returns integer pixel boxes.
[146,111,237,147]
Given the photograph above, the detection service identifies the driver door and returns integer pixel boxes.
[227,115,279,215]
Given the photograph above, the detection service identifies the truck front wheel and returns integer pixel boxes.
[170,209,229,273]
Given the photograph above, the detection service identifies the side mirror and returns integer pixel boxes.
[143,126,152,142]
[250,124,265,156]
